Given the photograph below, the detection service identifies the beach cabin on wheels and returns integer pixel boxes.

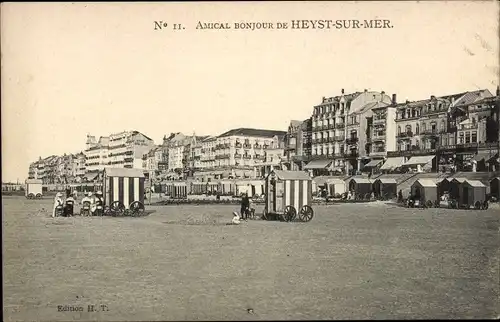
[347,177,373,200]
[218,179,236,196]
[190,181,207,195]
[171,182,188,199]
[436,178,452,199]
[313,176,346,198]
[458,180,488,209]
[411,179,438,208]
[264,170,314,222]
[103,167,145,214]
[449,178,467,201]
[25,179,43,199]
[490,177,500,201]
[372,178,397,200]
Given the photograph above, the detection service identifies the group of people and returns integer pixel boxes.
[52,190,104,217]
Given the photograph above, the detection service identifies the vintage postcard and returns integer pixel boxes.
[1,1,499,321]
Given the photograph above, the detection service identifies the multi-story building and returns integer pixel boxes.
[305,89,392,175]
[283,119,310,171]
[450,88,499,171]
[142,146,163,181]
[194,128,286,180]
[84,135,110,173]
[368,94,398,162]
[74,153,86,179]
[215,128,286,168]
[107,131,154,169]
[387,89,495,172]
[84,131,154,174]
[200,136,217,169]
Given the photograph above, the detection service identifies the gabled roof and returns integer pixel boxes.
[218,128,287,138]
[414,179,437,187]
[270,170,311,181]
[104,167,145,178]
[463,180,486,188]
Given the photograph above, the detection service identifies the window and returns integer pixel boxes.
[431,123,437,133]
[405,125,412,133]
[442,137,448,146]
[422,123,426,132]
[416,124,420,135]
[459,132,464,144]
[397,126,401,135]
[472,131,477,143]
[465,132,471,144]
[440,120,445,132]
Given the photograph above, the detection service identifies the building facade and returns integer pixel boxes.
[84,131,154,174]
[306,89,392,175]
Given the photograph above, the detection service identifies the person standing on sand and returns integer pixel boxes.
[240,192,250,220]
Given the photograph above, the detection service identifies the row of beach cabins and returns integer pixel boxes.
[151,173,500,205]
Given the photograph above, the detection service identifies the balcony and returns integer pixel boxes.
[329,123,335,130]
[328,137,336,143]
[235,142,242,148]
[370,149,386,157]
[243,143,252,149]
[243,155,252,159]
[254,154,265,160]
[343,151,359,158]
[335,123,345,129]
[333,136,345,142]
[345,137,359,145]
[387,148,437,157]
[396,131,413,138]
[234,153,242,158]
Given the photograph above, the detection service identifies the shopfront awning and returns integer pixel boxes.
[472,152,491,162]
[380,157,405,170]
[304,160,332,170]
[403,155,435,166]
[363,159,383,168]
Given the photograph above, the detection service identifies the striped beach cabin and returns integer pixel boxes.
[103,167,145,209]
[265,170,312,216]
[171,182,188,199]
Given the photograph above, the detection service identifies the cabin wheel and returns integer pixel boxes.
[364,193,371,201]
[27,193,34,199]
[434,200,440,208]
[474,201,482,210]
[425,200,433,208]
[36,193,42,199]
[482,200,489,210]
[283,205,296,222]
[299,205,314,222]
[110,201,125,216]
[129,201,145,216]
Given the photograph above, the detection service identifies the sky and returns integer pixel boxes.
[1,1,499,182]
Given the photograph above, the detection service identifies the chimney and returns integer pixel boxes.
[392,94,397,105]
[430,95,436,100]
[406,99,410,104]
[364,89,368,92]
[496,85,499,96]
[381,91,385,95]
[341,89,345,94]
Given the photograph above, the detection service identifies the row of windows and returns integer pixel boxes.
[397,120,446,134]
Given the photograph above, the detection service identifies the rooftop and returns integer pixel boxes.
[218,128,287,138]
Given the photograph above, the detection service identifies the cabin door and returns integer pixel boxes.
[275,181,284,213]
[462,186,469,205]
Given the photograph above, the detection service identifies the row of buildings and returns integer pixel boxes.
[284,87,500,176]
[27,87,500,184]
[28,128,288,184]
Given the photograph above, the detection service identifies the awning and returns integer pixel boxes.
[403,155,435,166]
[304,160,332,170]
[472,152,491,162]
[380,157,405,170]
[363,159,383,168]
